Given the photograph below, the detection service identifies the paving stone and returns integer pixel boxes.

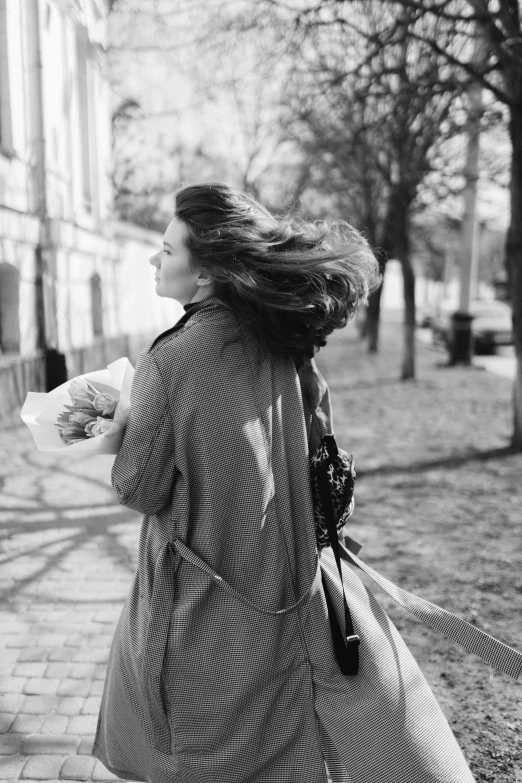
[49,625,85,640]
[0,649,20,662]
[59,754,95,781]
[56,680,89,698]
[69,650,108,664]
[23,780,64,783]
[55,698,84,717]
[68,665,95,680]
[1,621,27,634]
[14,662,47,678]
[80,698,100,716]
[76,736,95,756]
[11,713,45,734]
[21,754,66,780]
[17,648,49,663]
[86,682,103,699]
[0,753,26,778]
[62,612,93,625]
[35,635,68,648]
[40,611,68,625]
[92,612,119,625]
[0,713,15,733]
[23,678,61,696]
[0,732,23,755]
[0,663,15,677]
[40,715,70,735]
[66,715,98,735]
[45,664,71,679]
[75,635,112,650]
[22,695,59,715]
[21,735,79,755]
[0,693,25,713]
[93,666,106,681]
[91,759,120,781]
[5,635,35,648]
[47,649,73,663]
[64,635,90,649]
[0,675,28,692]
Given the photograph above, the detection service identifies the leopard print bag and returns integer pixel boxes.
[311,434,356,550]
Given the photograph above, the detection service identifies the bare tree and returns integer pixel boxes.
[276,3,468,377]
[282,0,520,442]
[389,0,522,447]
[107,0,304,209]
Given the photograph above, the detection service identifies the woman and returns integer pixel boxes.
[93,182,475,783]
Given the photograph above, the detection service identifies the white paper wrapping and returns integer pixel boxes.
[20,357,135,455]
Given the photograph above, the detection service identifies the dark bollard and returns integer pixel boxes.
[45,348,68,391]
[449,311,474,365]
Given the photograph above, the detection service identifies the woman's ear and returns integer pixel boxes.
[196,273,213,288]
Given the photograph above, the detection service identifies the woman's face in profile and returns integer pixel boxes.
[149,216,213,304]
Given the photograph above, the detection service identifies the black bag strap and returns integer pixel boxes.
[316,437,360,675]
[296,359,359,675]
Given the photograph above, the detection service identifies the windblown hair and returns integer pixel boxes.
[175,182,382,361]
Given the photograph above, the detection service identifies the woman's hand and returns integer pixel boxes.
[98,395,130,455]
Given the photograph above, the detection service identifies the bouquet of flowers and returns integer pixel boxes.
[20,357,134,455]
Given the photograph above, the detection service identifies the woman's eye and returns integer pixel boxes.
[163,248,171,256]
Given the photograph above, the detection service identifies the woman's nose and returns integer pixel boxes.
[149,252,160,267]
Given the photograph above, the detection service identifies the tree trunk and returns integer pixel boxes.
[400,255,416,381]
[365,286,383,353]
[395,219,416,380]
[387,194,416,379]
[507,92,522,449]
[356,303,368,339]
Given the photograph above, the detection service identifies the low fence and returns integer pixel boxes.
[0,332,157,428]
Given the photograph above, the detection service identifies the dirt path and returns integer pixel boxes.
[317,317,522,783]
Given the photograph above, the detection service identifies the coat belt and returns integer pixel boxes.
[341,536,522,680]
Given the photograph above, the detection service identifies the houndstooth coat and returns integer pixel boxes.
[92,297,475,783]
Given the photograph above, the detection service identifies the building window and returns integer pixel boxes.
[90,273,103,337]
[0,262,20,353]
[0,0,13,152]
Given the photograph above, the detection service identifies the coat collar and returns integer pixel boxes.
[182,296,222,316]
[148,296,227,352]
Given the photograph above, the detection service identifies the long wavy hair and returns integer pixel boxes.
[175,182,382,361]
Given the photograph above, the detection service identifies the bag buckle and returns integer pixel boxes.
[346,634,361,647]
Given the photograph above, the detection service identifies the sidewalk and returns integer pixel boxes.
[0,439,141,781]
[1,317,521,783]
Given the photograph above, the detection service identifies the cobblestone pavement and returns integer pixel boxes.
[0,434,141,782]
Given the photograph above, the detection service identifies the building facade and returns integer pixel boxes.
[0,0,180,421]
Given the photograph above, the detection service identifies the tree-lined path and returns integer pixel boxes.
[1,315,521,782]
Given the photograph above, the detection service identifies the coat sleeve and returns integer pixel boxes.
[111,348,176,515]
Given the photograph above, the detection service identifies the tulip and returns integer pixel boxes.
[70,411,96,428]
[68,378,96,405]
[85,416,114,438]
[60,425,86,440]
[91,417,115,437]
[93,393,117,417]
